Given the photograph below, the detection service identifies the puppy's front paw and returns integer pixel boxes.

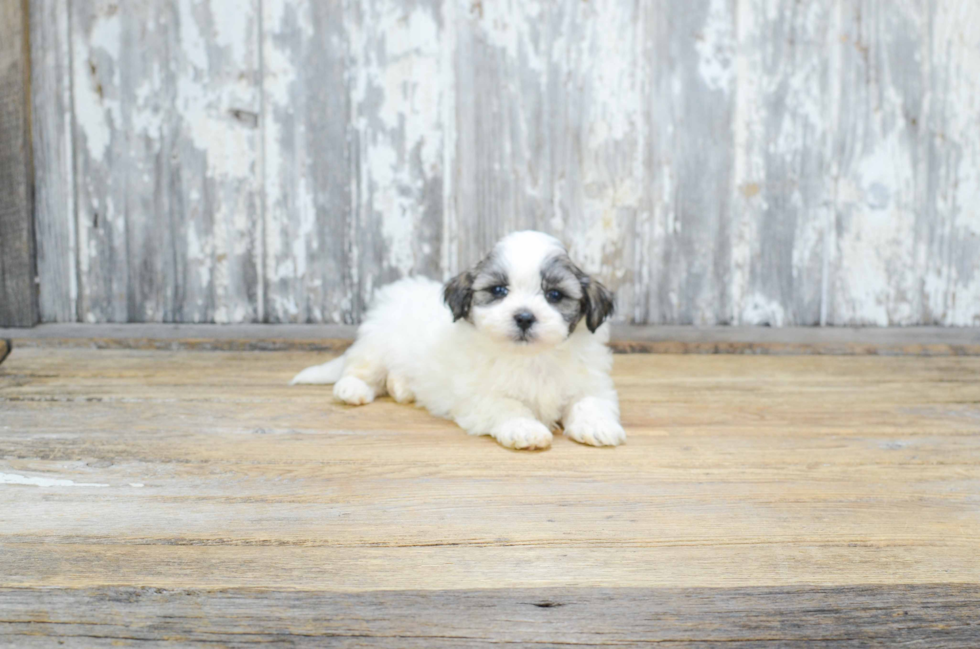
[564,407,626,447]
[493,418,553,450]
[334,376,375,405]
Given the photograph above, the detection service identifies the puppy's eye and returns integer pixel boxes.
[490,285,508,298]
[546,289,564,303]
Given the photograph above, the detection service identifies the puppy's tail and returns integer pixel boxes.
[290,355,346,385]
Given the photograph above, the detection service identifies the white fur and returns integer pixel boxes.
[289,356,344,385]
[291,231,625,450]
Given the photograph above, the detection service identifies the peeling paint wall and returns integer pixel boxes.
[31,0,980,326]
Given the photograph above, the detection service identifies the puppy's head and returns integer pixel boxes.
[444,231,614,348]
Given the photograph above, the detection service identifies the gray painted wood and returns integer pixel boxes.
[171,0,262,324]
[639,0,736,325]
[69,0,262,324]
[4,322,980,355]
[731,0,833,327]
[923,1,980,327]
[829,1,924,326]
[71,0,149,323]
[827,1,980,326]
[348,0,448,318]
[2,585,980,647]
[28,0,980,326]
[453,0,551,266]
[261,0,353,324]
[0,0,38,328]
[30,0,76,323]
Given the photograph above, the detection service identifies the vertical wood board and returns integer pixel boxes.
[0,0,38,328]
[30,0,76,323]
[261,0,354,324]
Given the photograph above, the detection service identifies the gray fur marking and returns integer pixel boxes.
[444,249,509,321]
[541,255,587,331]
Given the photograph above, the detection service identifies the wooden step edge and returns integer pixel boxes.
[3,324,979,356]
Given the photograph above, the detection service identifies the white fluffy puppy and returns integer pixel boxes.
[291,231,625,450]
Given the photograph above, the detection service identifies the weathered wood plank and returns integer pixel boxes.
[2,585,979,647]
[2,349,980,593]
[70,0,180,322]
[636,0,736,325]
[452,0,549,268]
[0,0,37,328]
[827,1,927,325]
[731,0,834,326]
[70,0,262,324]
[30,0,77,323]
[262,0,353,324]
[3,322,980,355]
[348,0,448,317]
[167,0,263,324]
[919,0,980,326]
[71,0,156,322]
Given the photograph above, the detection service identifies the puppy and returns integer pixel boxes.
[291,231,625,450]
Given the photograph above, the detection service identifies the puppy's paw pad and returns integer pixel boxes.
[334,377,374,405]
[385,373,415,404]
[494,419,553,450]
[565,418,626,447]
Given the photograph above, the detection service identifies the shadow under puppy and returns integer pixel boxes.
[291,231,625,450]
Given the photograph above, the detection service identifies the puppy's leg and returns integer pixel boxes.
[333,346,387,406]
[456,399,553,450]
[385,373,415,404]
[563,393,626,447]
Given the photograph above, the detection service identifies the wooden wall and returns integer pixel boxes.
[1,0,37,327]
[29,0,980,326]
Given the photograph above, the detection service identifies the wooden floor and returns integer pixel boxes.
[2,344,980,646]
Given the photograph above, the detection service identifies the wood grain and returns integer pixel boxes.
[261,0,354,324]
[4,323,980,355]
[638,0,735,325]
[828,1,923,326]
[30,0,76,323]
[921,1,980,327]
[3,347,980,642]
[70,0,159,323]
[28,1,980,325]
[0,0,37,328]
[349,0,448,318]
[2,585,979,647]
[68,0,262,324]
[731,0,833,326]
[2,348,980,589]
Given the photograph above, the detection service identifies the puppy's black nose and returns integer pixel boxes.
[514,311,536,331]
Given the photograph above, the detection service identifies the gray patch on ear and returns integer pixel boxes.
[541,255,587,332]
[542,254,614,334]
[443,271,474,321]
[445,249,509,321]
[581,275,615,333]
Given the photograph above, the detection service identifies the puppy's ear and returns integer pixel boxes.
[444,271,474,321]
[580,275,615,333]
